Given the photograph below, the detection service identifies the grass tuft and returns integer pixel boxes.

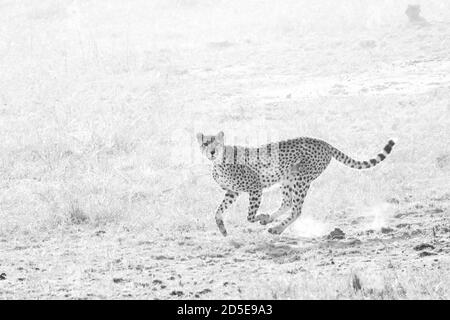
[68,201,89,225]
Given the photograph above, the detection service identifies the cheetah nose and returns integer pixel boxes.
[211,150,216,156]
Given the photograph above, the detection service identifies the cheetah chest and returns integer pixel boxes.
[212,164,261,192]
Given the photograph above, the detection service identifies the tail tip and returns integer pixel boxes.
[384,138,396,154]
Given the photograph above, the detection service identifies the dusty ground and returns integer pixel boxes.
[1,193,450,299]
[1,197,450,299]
[1,0,450,299]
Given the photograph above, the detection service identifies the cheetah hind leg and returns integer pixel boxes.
[258,181,292,225]
[268,180,310,235]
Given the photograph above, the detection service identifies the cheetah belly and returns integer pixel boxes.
[259,166,285,189]
[212,164,262,192]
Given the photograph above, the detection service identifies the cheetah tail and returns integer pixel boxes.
[329,140,395,169]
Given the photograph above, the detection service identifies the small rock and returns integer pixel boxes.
[347,239,362,246]
[95,230,106,236]
[381,227,394,234]
[170,290,184,297]
[0,273,6,280]
[327,228,345,240]
[386,197,400,204]
[414,243,435,251]
[410,229,423,236]
[419,251,436,257]
[112,278,124,283]
[154,255,174,260]
[197,288,212,295]
[427,208,444,214]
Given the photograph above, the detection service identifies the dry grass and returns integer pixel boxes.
[246,268,450,300]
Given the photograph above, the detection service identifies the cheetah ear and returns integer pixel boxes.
[216,131,224,143]
[196,133,204,145]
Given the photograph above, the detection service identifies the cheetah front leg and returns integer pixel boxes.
[268,178,310,235]
[258,181,292,225]
[215,190,239,236]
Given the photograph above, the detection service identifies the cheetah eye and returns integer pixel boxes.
[202,138,215,147]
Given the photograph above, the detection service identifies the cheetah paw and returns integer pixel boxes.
[247,216,258,223]
[268,225,284,235]
[256,214,273,225]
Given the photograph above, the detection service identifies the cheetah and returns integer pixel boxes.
[196,132,395,236]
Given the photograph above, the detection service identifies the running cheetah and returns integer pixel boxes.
[196,132,395,236]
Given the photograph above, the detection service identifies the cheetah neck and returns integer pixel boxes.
[213,144,279,168]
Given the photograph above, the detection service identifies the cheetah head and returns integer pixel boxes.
[196,131,224,161]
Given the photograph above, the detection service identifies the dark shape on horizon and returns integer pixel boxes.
[405,5,430,27]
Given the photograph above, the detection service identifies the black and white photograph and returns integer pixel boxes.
[0,0,449,302]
